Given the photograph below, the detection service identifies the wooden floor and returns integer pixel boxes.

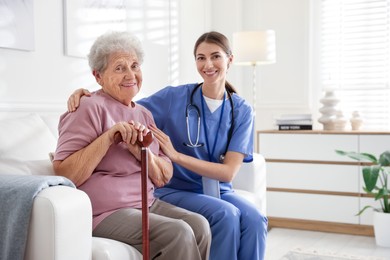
[265,228,390,260]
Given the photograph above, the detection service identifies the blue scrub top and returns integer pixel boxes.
[137,83,254,194]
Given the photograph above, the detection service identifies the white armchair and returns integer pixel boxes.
[0,112,266,260]
[25,186,93,260]
[27,185,143,260]
[233,153,267,215]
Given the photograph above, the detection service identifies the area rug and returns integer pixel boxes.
[280,247,387,260]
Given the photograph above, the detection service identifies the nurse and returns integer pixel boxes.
[67,31,268,260]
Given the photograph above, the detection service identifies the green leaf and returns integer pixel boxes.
[385,201,390,213]
[362,166,380,192]
[375,189,385,201]
[355,205,373,216]
[379,151,390,166]
[335,150,348,155]
[335,150,377,163]
[375,187,389,197]
[359,153,378,162]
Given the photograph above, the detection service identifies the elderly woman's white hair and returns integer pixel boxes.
[88,31,144,72]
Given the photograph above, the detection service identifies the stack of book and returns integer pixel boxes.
[275,114,313,130]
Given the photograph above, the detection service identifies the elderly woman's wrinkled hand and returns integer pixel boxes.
[111,121,151,161]
[112,121,149,143]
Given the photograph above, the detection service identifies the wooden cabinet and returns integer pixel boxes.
[257,130,390,236]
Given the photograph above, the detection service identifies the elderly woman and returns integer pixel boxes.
[52,31,211,260]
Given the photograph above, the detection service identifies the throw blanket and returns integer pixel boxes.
[0,175,75,260]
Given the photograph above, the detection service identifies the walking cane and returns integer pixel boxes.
[115,130,153,260]
[139,132,154,260]
[141,146,149,260]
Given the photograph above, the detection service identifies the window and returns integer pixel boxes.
[63,0,179,97]
[318,0,390,129]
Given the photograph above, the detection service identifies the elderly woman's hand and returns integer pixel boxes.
[111,121,151,161]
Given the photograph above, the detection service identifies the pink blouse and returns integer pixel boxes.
[54,90,169,229]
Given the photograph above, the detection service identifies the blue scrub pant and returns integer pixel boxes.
[156,189,268,260]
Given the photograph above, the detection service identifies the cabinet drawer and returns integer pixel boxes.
[259,133,358,161]
[360,135,390,156]
[267,191,359,224]
[267,162,359,192]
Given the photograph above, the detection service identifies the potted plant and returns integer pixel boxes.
[336,150,390,247]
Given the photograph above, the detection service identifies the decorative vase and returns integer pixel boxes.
[318,90,340,130]
[333,110,347,131]
[373,210,390,247]
[350,111,363,130]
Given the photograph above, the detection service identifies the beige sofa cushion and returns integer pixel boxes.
[0,113,57,161]
[0,158,54,176]
[0,113,56,176]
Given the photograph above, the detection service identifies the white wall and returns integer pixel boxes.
[242,0,312,130]
[0,0,313,131]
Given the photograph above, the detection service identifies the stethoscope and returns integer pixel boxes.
[183,83,235,162]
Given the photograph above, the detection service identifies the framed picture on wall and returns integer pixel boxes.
[0,0,34,51]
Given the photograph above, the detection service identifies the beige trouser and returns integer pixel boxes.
[93,199,211,260]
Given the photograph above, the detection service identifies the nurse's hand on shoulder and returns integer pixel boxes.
[150,125,179,162]
[68,88,91,112]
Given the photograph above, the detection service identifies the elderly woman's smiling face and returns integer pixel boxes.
[94,50,142,106]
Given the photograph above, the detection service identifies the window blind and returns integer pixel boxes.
[319,0,390,129]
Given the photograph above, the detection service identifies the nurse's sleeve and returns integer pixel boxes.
[228,101,254,160]
[137,87,173,129]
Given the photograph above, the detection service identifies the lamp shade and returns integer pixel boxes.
[233,30,276,66]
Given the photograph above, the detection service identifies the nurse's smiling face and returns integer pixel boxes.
[195,42,232,86]
[94,50,142,106]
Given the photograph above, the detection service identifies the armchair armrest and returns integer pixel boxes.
[232,153,267,214]
[25,186,93,260]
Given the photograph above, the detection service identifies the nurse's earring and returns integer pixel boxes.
[227,55,233,70]
[227,61,232,70]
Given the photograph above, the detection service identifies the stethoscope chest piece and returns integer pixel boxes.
[183,103,204,148]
